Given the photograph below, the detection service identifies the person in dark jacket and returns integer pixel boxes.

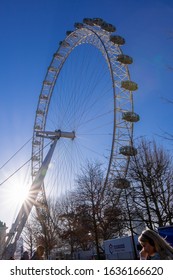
[21,251,29,260]
[31,245,45,260]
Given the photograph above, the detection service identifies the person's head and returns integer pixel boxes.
[37,245,45,257]
[138,229,173,259]
[22,251,29,260]
[138,229,157,256]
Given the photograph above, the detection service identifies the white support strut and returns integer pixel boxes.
[1,138,58,259]
[1,129,76,259]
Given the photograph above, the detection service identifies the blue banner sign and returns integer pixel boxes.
[158,226,173,246]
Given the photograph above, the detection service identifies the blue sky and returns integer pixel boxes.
[1,0,173,228]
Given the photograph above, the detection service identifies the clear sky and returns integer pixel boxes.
[1,0,173,229]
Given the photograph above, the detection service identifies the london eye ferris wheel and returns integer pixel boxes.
[31,17,139,201]
[1,18,141,259]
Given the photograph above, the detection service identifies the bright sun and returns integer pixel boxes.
[15,185,29,204]
[0,167,34,229]
[6,180,30,209]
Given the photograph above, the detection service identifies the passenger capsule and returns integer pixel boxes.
[122,112,140,122]
[74,22,84,29]
[117,54,133,64]
[110,35,125,45]
[101,22,116,32]
[66,31,72,36]
[119,146,137,156]
[114,178,130,189]
[121,81,138,91]
[92,18,104,26]
[83,18,94,26]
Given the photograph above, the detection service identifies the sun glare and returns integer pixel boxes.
[12,185,29,206]
[0,166,34,228]
[6,179,31,210]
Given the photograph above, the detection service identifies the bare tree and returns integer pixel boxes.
[35,200,61,259]
[22,199,61,259]
[22,218,37,258]
[56,194,84,259]
[74,162,124,259]
[128,138,173,229]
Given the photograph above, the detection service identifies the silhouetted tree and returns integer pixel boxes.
[128,138,173,229]
[74,162,124,258]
